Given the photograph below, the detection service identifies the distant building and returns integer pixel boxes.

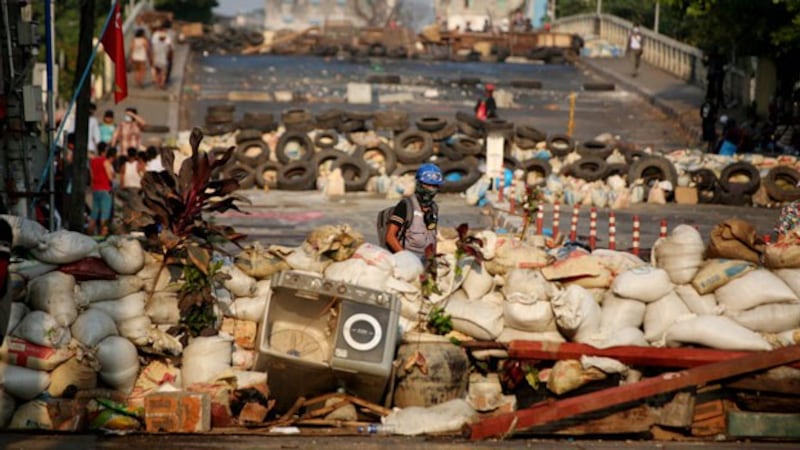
[433,0,553,31]
[264,0,398,30]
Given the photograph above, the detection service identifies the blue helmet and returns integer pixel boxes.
[416,163,443,186]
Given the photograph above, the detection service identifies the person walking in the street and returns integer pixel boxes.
[130,28,151,88]
[150,26,173,90]
[111,107,146,151]
[99,109,116,144]
[145,146,166,172]
[627,24,644,77]
[475,83,497,121]
[700,97,718,153]
[88,143,115,236]
[120,147,144,191]
[384,163,443,261]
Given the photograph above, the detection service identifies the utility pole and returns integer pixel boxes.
[67,0,94,232]
[654,0,660,34]
[596,0,602,16]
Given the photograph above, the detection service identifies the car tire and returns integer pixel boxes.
[430,122,457,141]
[455,111,483,129]
[516,125,546,143]
[332,156,371,191]
[439,157,482,193]
[521,158,552,182]
[416,116,448,132]
[313,130,339,149]
[571,156,609,181]
[278,161,316,191]
[355,142,397,175]
[223,164,256,190]
[453,136,483,157]
[548,134,574,157]
[577,140,613,159]
[457,120,485,139]
[628,157,678,187]
[719,161,761,195]
[235,139,270,166]
[255,161,281,189]
[764,166,800,202]
[394,130,434,164]
[605,162,629,179]
[276,131,315,164]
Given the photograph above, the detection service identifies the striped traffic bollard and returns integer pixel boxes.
[569,204,580,242]
[632,215,641,257]
[608,211,617,250]
[659,218,668,239]
[536,203,544,235]
[509,182,517,215]
[496,178,504,203]
[589,207,597,250]
[552,202,560,238]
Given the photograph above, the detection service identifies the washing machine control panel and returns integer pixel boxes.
[274,270,392,307]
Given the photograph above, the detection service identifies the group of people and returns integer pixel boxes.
[129,22,175,89]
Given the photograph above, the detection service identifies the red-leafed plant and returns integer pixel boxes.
[454,223,484,277]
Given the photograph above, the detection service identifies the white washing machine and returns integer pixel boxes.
[254,270,400,411]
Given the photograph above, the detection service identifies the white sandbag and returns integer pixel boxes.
[12,310,71,348]
[8,302,29,335]
[774,269,800,298]
[0,362,50,400]
[503,269,553,302]
[727,303,800,333]
[234,370,268,389]
[611,266,673,303]
[118,315,153,346]
[97,336,140,393]
[643,291,691,342]
[26,271,77,326]
[228,297,267,322]
[74,275,145,305]
[9,259,57,280]
[551,285,602,343]
[674,284,721,316]
[9,400,53,430]
[147,327,183,356]
[137,261,171,293]
[220,264,256,297]
[599,292,646,330]
[0,214,47,249]
[503,296,556,332]
[653,225,705,284]
[591,249,646,275]
[254,279,271,297]
[665,315,772,351]
[182,335,233,387]
[0,390,14,428]
[90,292,146,322]
[392,250,424,283]
[496,327,566,343]
[283,246,331,273]
[461,262,494,300]
[145,291,180,325]
[324,258,367,285]
[383,399,478,436]
[587,327,649,348]
[31,230,97,264]
[99,236,145,274]
[715,269,798,312]
[691,259,755,294]
[70,309,118,347]
[444,298,504,340]
[352,242,395,272]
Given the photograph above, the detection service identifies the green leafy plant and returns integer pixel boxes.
[426,306,453,335]
[519,185,543,240]
[419,243,441,298]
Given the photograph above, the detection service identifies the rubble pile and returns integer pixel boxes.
[178,105,800,207]
[2,207,799,436]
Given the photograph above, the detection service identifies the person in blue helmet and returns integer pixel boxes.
[385,163,443,259]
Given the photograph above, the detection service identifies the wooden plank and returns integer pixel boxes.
[727,412,800,438]
[726,372,800,395]
[467,345,800,440]
[549,403,655,435]
[508,340,800,369]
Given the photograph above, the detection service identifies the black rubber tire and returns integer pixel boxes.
[344,110,374,122]
[583,81,616,91]
[278,161,316,191]
[516,125,547,143]
[624,148,648,165]
[276,131,315,164]
[439,157,482,193]
[416,116,448,133]
[282,108,313,126]
[355,142,397,175]
[332,156,371,191]
[207,104,235,114]
[764,166,800,202]
[141,124,170,133]
[205,111,235,125]
[719,161,761,195]
[392,164,422,178]
[455,111,483,129]
[223,164,256,190]
[315,109,343,129]
[284,120,315,134]
[438,143,462,161]
[516,137,538,150]
[521,158,552,181]
[548,134,574,157]
[483,118,514,132]
[240,112,275,132]
[394,130,434,164]
[690,169,718,191]
[511,80,543,89]
[235,139,270,166]
[571,156,609,182]
[717,186,749,206]
[453,137,483,157]
[255,161,281,189]
[605,162,629,178]
[337,119,367,133]
[236,129,264,144]
[698,184,721,205]
[313,130,339,149]
[374,110,409,131]
[457,120,485,139]
[311,148,345,174]
[628,157,678,188]
[366,74,401,84]
[577,140,613,159]
[430,122,457,141]
[503,156,522,172]
[205,122,235,136]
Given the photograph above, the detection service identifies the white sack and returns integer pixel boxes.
[97,336,140,393]
[503,296,556,332]
[551,285,602,343]
[9,259,57,280]
[774,269,800,298]
[587,327,649,348]
[0,390,14,428]
[715,269,798,312]
[324,258,368,285]
[600,293,646,330]
[665,315,772,351]
[228,297,267,322]
[496,328,566,343]
[145,291,180,325]
[643,291,691,342]
[118,315,153,346]
[352,242,395,273]
[653,226,705,285]
[13,310,71,348]
[0,362,50,400]
[182,335,232,387]
[8,302,29,335]
[137,262,171,293]
[611,266,673,303]
[0,214,47,249]
[503,269,553,302]
[99,236,145,274]
[461,262,494,300]
[591,249,645,275]
[26,271,77,326]
[727,303,800,333]
[220,264,256,297]
[75,276,144,305]
[444,298,504,340]
[90,292,146,322]
[383,399,478,436]
[674,284,721,315]
[31,230,97,264]
[70,309,118,347]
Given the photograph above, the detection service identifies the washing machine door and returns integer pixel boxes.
[333,300,391,364]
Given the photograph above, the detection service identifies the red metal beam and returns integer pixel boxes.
[508,340,800,369]
[467,344,800,440]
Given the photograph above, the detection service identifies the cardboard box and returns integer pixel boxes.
[675,186,698,204]
[145,392,211,433]
[221,318,258,350]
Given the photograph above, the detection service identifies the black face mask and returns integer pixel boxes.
[416,184,438,206]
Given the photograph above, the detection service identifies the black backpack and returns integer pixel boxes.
[377,197,413,249]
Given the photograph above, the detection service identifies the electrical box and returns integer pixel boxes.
[17,21,39,47]
[22,85,42,122]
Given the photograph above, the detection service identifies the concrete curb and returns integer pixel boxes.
[576,58,702,144]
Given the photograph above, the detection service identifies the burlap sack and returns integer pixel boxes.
[764,234,800,269]
[706,219,764,264]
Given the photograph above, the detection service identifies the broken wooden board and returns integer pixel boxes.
[726,367,800,395]
[467,344,800,440]
[508,340,800,369]
[727,412,800,439]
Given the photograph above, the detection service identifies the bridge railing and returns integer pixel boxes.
[552,13,748,108]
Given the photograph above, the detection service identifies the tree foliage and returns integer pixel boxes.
[154,0,219,24]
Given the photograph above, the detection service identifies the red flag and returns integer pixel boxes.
[101,2,127,103]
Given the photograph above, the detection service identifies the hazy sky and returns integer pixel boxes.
[214,0,262,15]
